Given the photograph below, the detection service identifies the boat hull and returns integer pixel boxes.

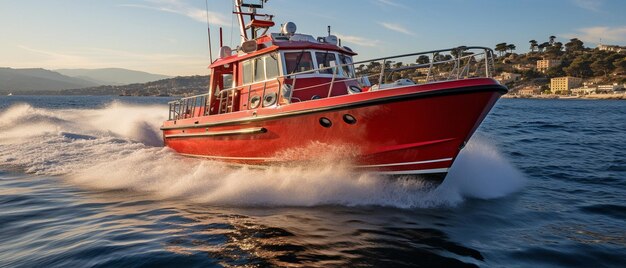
[162,78,506,181]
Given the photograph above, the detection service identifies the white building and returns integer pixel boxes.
[571,86,596,95]
[495,72,521,84]
[597,44,626,53]
[597,84,623,93]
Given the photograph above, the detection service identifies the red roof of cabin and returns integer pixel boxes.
[209,35,357,68]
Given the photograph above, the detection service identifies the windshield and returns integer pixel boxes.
[339,54,355,78]
[284,51,313,74]
[316,52,338,74]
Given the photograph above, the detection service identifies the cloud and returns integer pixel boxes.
[335,34,383,47]
[375,0,404,8]
[378,22,414,36]
[120,0,229,26]
[572,0,603,12]
[562,25,626,44]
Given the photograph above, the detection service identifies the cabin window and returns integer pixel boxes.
[222,74,233,89]
[284,51,313,74]
[242,61,253,84]
[241,53,282,85]
[316,52,338,74]
[253,57,265,82]
[339,54,355,78]
[265,53,280,79]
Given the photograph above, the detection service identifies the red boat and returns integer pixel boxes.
[161,0,507,182]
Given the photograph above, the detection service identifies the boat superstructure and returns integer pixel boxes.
[161,0,507,182]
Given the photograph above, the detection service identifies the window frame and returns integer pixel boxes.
[281,49,354,78]
[239,52,284,86]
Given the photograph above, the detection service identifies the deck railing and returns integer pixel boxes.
[167,46,496,120]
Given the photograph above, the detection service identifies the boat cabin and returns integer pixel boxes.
[206,30,359,115]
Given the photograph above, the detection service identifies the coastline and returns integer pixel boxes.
[502,93,626,100]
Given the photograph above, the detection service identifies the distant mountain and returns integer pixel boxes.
[0,67,98,93]
[55,68,171,86]
[60,75,209,96]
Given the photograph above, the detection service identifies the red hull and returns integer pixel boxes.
[162,78,506,180]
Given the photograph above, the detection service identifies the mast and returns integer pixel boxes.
[234,0,248,42]
[233,0,274,44]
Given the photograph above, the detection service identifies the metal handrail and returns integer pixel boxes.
[167,46,496,120]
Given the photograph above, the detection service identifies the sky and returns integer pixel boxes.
[1,0,625,76]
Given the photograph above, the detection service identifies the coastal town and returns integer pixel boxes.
[492,38,626,99]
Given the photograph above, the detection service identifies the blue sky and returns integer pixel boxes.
[1,0,625,76]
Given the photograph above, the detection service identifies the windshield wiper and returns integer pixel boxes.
[290,50,306,74]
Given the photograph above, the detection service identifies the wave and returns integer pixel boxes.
[0,103,526,208]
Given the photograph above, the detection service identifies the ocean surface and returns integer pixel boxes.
[0,95,624,267]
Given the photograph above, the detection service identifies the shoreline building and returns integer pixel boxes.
[537,59,562,73]
[550,76,582,95]
[494,72,521,85]
[518,86,541,95]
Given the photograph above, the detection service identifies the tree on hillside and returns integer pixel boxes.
[614,57,626,74]
[591,58,614,77]
[565,38,585,53]
[529,40,538,52]
[565,56,593,77]
[495,43,508,57]
[545,66,565,78]
[545,42,563,58]
[416,55,430,65]
[549,35,556,46]
[537,42,549,53]
[506,44,516,54]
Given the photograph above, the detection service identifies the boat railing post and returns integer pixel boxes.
[456,51,461,79]
[218,91,224,114]
[204,95,210,116]
[189,97,198,117]
[378,59,386,85]
[427,54,434,82]
[328,65,337,98]
[261,81,267,107]
[291,75,297,97]
[484,49,490,77]
[230,89,235,112]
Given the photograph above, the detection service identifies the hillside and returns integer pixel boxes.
[55,68,171,86]
[0,67,97,93]
[60,75,210,96]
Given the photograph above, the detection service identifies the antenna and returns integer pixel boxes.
[205,0,213,63]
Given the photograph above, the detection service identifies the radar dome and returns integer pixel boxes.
[281,22,297,36]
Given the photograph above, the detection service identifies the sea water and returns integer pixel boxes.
[0,96,624,267]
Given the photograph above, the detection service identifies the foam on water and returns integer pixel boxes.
[0,103,526,208]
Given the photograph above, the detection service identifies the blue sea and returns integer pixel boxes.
[0,95,624,267]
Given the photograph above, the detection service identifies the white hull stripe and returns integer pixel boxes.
[165,127,266,138]
[375,168,449,175]
[179,153,279,161]
[177,154,451,174]
[207,162,448,175]
[355,158,453,168]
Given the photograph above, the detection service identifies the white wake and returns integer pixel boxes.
[0,102,525,208]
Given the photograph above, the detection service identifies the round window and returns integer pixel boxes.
[250,95,261,109]
[319,117,332,128]
[263,92,278,107]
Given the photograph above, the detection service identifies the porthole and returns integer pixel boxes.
[319,117,332,128]
[263,92,278,107]
[311,95,321,100]
[343,114,357,125]
[250,95,261,109]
